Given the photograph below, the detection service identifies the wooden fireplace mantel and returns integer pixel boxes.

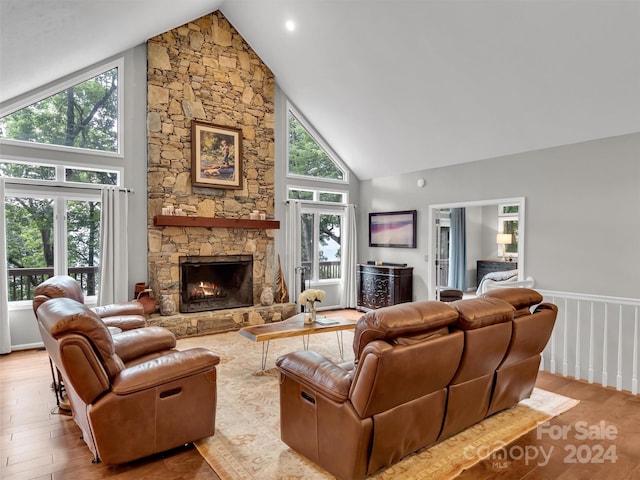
[153,215,280,230]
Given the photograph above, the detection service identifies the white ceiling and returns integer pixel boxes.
[2,0,639,180]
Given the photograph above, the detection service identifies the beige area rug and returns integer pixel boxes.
[178,330,579,480]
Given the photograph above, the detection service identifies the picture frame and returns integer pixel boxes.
[369,210,417,248]
[191,120,243,189]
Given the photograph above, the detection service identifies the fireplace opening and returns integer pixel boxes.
[179,255,253,313]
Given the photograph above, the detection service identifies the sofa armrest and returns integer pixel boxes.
[534,302,558,315]
[276,350,352,403]
[112,326,177,363]
[92,301,144,318]
[111,348,220,395]
[103,315,146,331]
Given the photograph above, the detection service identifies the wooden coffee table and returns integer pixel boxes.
[239,313,357,370]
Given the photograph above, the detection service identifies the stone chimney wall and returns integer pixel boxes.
[146,11,275,307]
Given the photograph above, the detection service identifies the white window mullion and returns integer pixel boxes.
[54,197,67,275]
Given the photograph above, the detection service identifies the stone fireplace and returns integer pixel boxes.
[180,255,253,313]
[146,11,278,317]
[143,12,297,338]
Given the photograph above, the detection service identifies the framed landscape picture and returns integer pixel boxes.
[369,210,417,248]
[191,120,243,189]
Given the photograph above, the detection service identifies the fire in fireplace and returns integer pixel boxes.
[179,255,253,313]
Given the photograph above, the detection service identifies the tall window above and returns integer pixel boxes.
[0,67,119,153]
[287,109,346,182]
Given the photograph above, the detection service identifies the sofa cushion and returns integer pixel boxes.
[33,274,85,309]
[482,288,543,317]
[391,326,450,345]
[353,301,458,360]
[451,296,514,330]
[33,275,84,313]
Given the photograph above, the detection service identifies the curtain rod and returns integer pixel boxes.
[2,178,133,193]
[285,200,354,207]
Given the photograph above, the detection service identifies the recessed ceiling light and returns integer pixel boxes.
[285,20,296,32]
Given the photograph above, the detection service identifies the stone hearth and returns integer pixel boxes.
[146,302,296,338]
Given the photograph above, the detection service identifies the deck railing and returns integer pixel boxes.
[301,261,342,280]
[7,267,99,301]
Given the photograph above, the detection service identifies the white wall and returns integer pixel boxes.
[480,205,499,260]
[358,133,640,301]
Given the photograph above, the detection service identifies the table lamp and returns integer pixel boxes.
[496,233,513,260]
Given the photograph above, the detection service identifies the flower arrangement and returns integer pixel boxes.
[299,288,326,323]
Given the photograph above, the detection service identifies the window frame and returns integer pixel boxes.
[0,58,125,158]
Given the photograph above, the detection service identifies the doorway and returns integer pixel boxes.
[427,197,525,300]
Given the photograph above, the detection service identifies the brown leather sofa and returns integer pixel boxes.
[276,288,556,479]
[34,296,220,465]
[33,275,146,331]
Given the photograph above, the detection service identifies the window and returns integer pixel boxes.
[0,66,120,154]
[0,160,120,186]
[4,190,101,302]
[286,104,350,289]
[288,188,314,201]
[300,208,343,282]
[498,203,519,256]
[287,107,347,182]
[319,192,344,203]
[65,167,119,185]
[1,59,125,306]
[0,161,55,180]
[1,160,117,303]
[288,187,346,204]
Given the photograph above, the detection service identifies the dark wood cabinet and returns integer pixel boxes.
[356,264,413,311]
[476,259,518,286]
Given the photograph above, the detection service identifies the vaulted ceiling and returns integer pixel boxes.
[2,1,639,180]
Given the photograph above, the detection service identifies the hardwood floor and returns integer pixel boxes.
[460,373,640,480]
[2,309,638,480]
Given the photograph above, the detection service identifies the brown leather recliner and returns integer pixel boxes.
[482,288,557,416]
[276,301,465,480]
[35,296,220,465]
[438,295,514,440]
[33,275,146,330]
[276,288,556,479]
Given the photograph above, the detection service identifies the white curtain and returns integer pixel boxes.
[341,204,358,308]
[285,200,302,304]
[0,179,11,353]
[97,187,129,305]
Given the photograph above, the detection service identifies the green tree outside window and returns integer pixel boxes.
[288,111,344,181]
[0,68,118,152]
